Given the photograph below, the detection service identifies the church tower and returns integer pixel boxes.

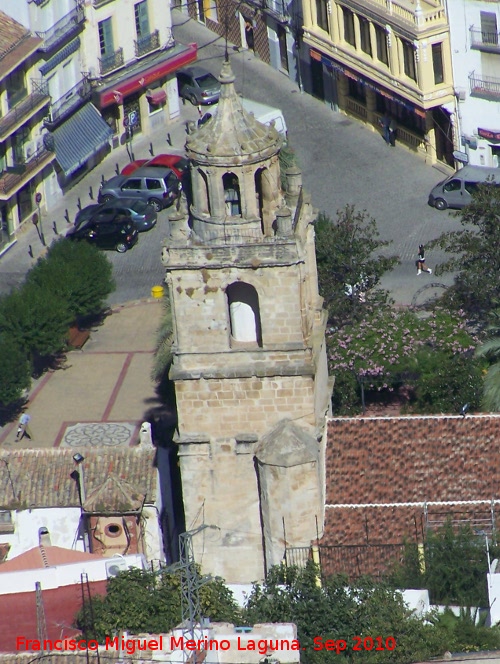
[162,60,332,583]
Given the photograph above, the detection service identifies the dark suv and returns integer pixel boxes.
[66,216,138,253]
[98,166,180,212]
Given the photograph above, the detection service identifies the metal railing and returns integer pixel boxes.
[134,29,160,58]
[0,80,49,140]
[99,47,124,75]
[0,147,54,196]
[470,27,500,52]
[45,77,92,126]
[319,544,406,580]
[469,71,500,99]
[35,3,84,52]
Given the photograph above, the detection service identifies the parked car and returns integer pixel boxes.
[66,216,138,253]
[98,167,181,212]
[177,66,220,106]
[121,154,189,179]
[75,199,157,232]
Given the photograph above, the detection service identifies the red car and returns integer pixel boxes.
[121,154,189,179]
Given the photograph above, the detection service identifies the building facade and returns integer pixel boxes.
[162,60,332,583]
[300,0,456,165]
[0,12,56,252]
[448,0,500,167]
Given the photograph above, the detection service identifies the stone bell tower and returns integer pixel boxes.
[162,60,332,583]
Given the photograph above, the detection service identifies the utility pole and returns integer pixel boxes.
[35,582,48,650]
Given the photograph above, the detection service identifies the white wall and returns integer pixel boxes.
[448,0,500,166]
[0,553,146,595]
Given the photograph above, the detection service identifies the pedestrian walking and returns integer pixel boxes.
[380,112,391,145]
[16,413,33,441]
[416,244,432,275]
[389,117,398,147]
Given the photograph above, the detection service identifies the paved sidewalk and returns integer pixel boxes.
[0,299,165,449]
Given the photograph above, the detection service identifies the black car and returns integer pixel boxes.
[66,216,138,253]
[75,199,157,232]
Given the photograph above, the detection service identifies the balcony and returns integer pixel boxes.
[134,29,160,58]
[469,71,500,100]
[470,27,500,54]
[263,0,289,20]
[35,3,85,53]
[341,0,447,34]
[0,148,55,200]
[44,77,92,128]
[0,80,50,142]
[99,47,124,75]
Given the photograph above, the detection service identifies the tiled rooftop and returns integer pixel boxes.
[323,415,500,548]
[0,545,103,573]
[0,11,41,78]
[0,447,157,510]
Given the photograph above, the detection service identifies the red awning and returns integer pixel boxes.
[98,43,197,109]
[147,88,167,104]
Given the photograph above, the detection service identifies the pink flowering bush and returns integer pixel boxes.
[327,307,484,414]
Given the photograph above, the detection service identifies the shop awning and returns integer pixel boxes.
[51,102,113,176]
[146,88,167,104]
[96,42,197,109]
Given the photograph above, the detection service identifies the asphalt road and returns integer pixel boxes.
[0,13,459,307]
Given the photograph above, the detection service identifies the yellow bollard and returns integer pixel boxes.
[151,285,164,299]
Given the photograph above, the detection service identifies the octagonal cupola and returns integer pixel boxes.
[186,59,284,241]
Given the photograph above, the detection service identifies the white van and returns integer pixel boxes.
[204,98,287,139]
[428,165,500,210]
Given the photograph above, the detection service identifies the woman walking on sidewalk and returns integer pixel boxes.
[417,244,432,275]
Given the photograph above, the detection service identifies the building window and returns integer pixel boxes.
[135,0,150,37]
[481,11,498,46]
[375,24,388,65]
[226,282,262,346]
[359,16,372,56]
[348,78,366,103]
[98,17,114,57]
[343,7,355,47]
[315,0,329,32]
[402,39,417,81]
[0,511,14,534]
[432,43,444,84]
[7,68,27,109]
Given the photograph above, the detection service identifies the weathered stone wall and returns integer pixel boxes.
[175,375,316,438]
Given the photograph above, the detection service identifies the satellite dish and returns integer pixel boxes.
[453,150,469,164]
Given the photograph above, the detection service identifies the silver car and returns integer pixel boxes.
[177,66,221,106]
[98,166,181,212]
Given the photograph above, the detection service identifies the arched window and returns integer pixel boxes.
[223,172,241,216]
[198,168,211,214]
[226,282,262,346]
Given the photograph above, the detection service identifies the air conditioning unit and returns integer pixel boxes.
[105,557,128,578]
[24,140,37,161]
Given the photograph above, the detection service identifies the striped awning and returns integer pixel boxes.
[51,102,112,176]
[39,37,80,76]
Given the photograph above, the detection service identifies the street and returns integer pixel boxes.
[0,12,459,307]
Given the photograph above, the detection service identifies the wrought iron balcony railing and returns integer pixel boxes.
[44,77,92,127]
[470,27,500,54]
[35,3,85,52]
[0,147,54,197]
[134,29,160,58]
[469,71,500,100]
[0,80,50,141]
[99,47,124,75]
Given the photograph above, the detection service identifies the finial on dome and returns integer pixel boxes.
[218,59,235,85]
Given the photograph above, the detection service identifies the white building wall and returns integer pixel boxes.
[448,0,500,166]
[0,507,84,559]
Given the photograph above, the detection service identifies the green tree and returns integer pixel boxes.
[0,284,71,363]
[429,183,500,325]
[245,562,448,664]
[76,567,240,642]
[0,334,31,407]
[475,311,500,411]
[25,238,115,322]
[314,207,399,329]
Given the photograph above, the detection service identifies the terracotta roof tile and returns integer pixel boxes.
[0,11,41,78]
[0,448,157,509]
[0,546,103,573]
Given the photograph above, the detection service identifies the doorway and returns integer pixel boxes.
[432,107,454,167]
[277,25,289,72]
[310,58,325,100]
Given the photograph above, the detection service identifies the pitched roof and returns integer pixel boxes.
[0,448,157,510]
[323,415,500,550]
[0,11,41,79]
[0,546,103,573]
[83,472,146,513]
